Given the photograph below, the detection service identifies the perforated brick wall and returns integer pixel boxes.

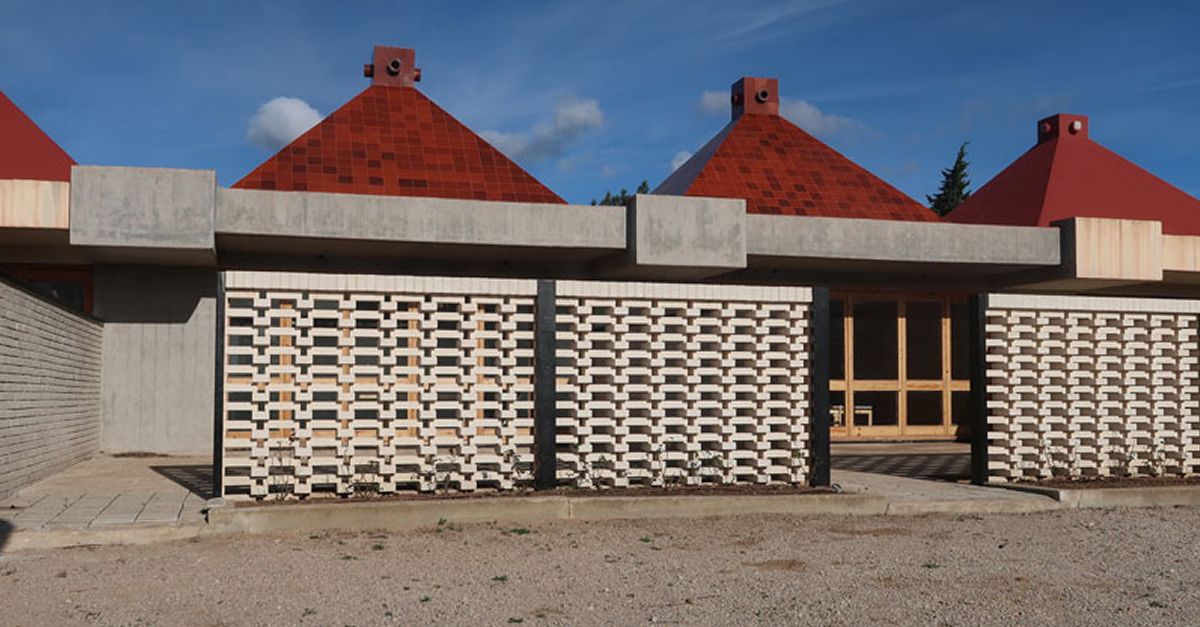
[554,282,813,488]
[0,278,102,500]
[221,272,814,498]
[984,294,1200,482]
[221,272,538,498]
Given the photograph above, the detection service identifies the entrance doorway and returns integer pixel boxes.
[829,291,971,441]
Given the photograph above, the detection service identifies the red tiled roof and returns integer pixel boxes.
[656,77,936,222]
[0,89,75,182]
[948,114,1200,236]
[234,47,564,204]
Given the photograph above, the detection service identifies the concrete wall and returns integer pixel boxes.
[94,266,216,455]
[0,277,103,500]
[984,293,1200,482]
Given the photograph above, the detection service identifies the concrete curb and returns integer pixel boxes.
[207,493,890,535]
[4,523,205,553]
[1000,484,1200,509]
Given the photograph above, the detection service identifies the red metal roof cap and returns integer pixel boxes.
[948,114,1200,235]
[655,77,937,222]
[0,89,75,182]
[235,46,564,204]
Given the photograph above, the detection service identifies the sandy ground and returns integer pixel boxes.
[2,507,1198,626]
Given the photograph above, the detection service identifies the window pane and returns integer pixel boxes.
[906,301,942,380]
[952,390,972,425]
[830,390,846,428]
[853,300,897,379]
[853,391,898,426]
[830,299,845,380]
[951,301,970,380]
[906,391,943,426]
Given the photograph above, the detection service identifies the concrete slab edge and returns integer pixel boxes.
[996,483,1200,509]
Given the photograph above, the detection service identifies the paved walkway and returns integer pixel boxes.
[0,456,211,531]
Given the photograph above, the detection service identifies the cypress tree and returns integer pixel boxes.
[927,143,972,217]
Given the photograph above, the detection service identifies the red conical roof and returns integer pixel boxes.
[0,89,75,181]
[948,114,1200,236]
[656,77,936,222]
[234,46,564,204]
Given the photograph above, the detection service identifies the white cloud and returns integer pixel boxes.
[480,96,604,163]
[670,150,693,171]
[247,97,322,151]
[699,90,728,114]
[779,98,856,136]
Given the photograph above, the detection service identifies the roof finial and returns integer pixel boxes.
[1037,113,1088,144]
[731,77,779,121]
[362,46,421,87]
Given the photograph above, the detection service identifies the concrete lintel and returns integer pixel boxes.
[215,187,626,251]
[69,166,216,251]
[746,214,1061,267]
[611,194,746,280]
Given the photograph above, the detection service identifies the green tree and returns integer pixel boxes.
[927,143,972,217]
[591,180,651,206]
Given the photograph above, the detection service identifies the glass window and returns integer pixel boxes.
[906,391,943,426]
[853,391,898,426]
[951,301,970,380]
[853,300,897,380]
[905,301,942,380]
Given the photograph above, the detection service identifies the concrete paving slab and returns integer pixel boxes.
[832,469,1059,515]
[91,492,155,526]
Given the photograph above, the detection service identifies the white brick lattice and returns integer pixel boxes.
[554,282,813,488]
[985,295,1200,482]
[221,273,537,498]
[220,273,815,498]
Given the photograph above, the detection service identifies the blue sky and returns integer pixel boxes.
[3,0,1198,204]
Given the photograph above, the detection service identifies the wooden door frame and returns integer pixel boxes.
[830,290,970,442]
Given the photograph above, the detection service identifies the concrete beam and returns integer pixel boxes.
[0,179,69,229]
[69,166,216,252]
[215,187,625,250]
[746,214,1061,266]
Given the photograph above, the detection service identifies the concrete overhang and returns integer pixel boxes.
[732,214,1061,287]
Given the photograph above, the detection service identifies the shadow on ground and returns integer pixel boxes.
[150,464,214,499]
[832,453,970,482]
[0,519,11,555]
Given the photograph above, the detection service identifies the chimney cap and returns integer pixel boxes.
[731,76,779,121]
[364,45,421,87]
[1037,113,1088,144]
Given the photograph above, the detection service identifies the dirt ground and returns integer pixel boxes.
[2,507,1198,626]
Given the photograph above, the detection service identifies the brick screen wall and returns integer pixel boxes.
[0,278,103,500]
[984,294,1200,482]
[221,272,814,498]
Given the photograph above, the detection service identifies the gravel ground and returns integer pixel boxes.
[2,507,1198,626]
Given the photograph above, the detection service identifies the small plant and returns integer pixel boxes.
[341,554,357,561]
[639,536,653,544]
[1149,600,1168,609]
[922,562,941,569]
[371,543,385,551]
[302,608,317,617]
[508,527,531,536]
[508,619,524,624]
[492,575,508,582]
[420,596,431,604]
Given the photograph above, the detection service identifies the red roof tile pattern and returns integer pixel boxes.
[0,89,75,182]
[656,77,936,222]
[948,114,1200,236]
[234,84,564,204]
